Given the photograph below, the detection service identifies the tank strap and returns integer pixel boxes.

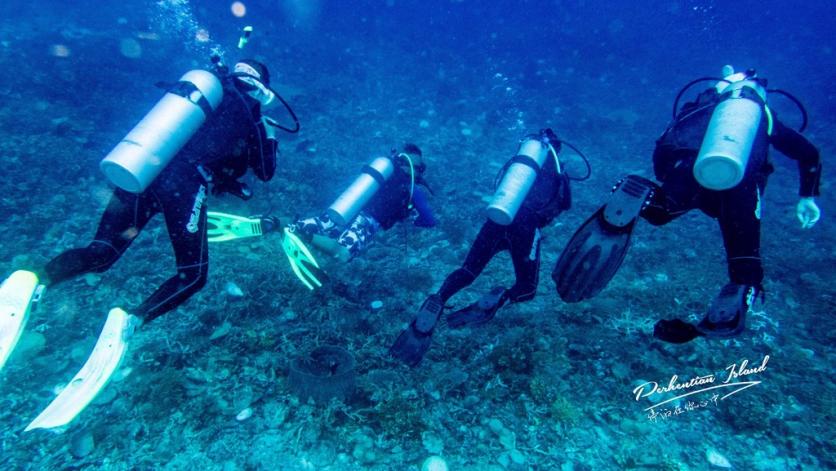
[731,85,767,105]
[509,154,541,174]
[168,81,215,117]
[361,163,389,186]
[764,105,774,136]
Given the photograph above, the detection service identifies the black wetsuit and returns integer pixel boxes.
[40,79,277,322]
[438,150,571,304]
[642,88,821,287]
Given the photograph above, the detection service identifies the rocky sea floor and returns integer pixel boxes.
[1,11,835,471]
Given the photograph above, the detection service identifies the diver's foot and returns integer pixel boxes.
[696,283,755,338]
[447,286,507,329]
[389,322,432,368]
[389,294,444,367]
[414,294,444,334]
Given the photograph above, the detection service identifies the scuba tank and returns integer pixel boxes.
[100,69,224,193]
[693,68,767,191]
[486,134,554,225]
[327,156,397,226]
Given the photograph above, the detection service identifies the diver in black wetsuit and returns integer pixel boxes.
[551,66,822,343]
[39,59,279,324]
[646,72,821,341]
[0,58,285,432]
[391,128,575,367]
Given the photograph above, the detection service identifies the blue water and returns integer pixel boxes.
[0,0,833,469]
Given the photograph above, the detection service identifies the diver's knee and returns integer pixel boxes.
[88,241,122,272]
[178,265,208,292]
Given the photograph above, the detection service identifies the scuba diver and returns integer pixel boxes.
[552,65,822,344]
[390,128,587,367]
[0,56,294,431]
[204,144,436,289]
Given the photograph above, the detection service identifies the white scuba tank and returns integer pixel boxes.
[327,156,396,226]
[100,69,224,193]
[694,74,767,191]
[486,137,550,225]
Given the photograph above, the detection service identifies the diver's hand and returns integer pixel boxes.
[260,216,285,234]
[796,197,820,229]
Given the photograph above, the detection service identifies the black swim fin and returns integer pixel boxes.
[654,283,755,344]
[552,175,655,303]
[447,286,508,329]
[697,283,754,338]
[653,318,704,343]
[389,295,444,367]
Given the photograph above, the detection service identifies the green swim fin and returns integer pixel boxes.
[282,228,325,290]
[207,212,264,242]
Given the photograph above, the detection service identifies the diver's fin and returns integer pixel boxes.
[25,308,135,432]
[207,211,264,242]
[389,295,444,367]
[0,271,40,371]
[552,175,655,303]
[282,228,325,290]
[654,284,754,343]
[447,286,508,329]
[696,283,753,338]
[653,318,704,344]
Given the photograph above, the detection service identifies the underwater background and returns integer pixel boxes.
[0,0,834,469]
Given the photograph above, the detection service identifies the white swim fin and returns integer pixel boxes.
[25,307,135,432]
[0,270,40,371]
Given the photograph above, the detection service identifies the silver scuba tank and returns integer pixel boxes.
[100,69,224,193]
[486,137,550,225]
[327,156,396,226]
[694,76,766,191]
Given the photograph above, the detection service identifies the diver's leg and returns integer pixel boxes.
[334,213,379,261]
[391,221,504,364]
[507,223,541,303]
[640,175,696,226]
[437,221,505,303]
[41,189,155,286]
[134,180,208,323]
[719,177,765,287]
[690,176,766,339]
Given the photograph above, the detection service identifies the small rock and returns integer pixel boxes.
[236,407,253,421]
[70,430,94,458]
[509,449,526,465]
[16,331,46,359]
[83,273,100,287]
[225,282,244,297]
[92,386,117,405]
[210,321,232,340]
[421,431,444,454]
[707,449,732,468]
[421,455,448,471]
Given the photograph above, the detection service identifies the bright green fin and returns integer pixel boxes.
[282,228,324,290]
[207,211,263,242]
[25,308,133,432]
[0,270,40,371]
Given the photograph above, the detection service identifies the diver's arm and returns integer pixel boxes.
[250,118,278,182]
[770,118,822,228]
[412,187,438,228]
[769,118,821,197]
